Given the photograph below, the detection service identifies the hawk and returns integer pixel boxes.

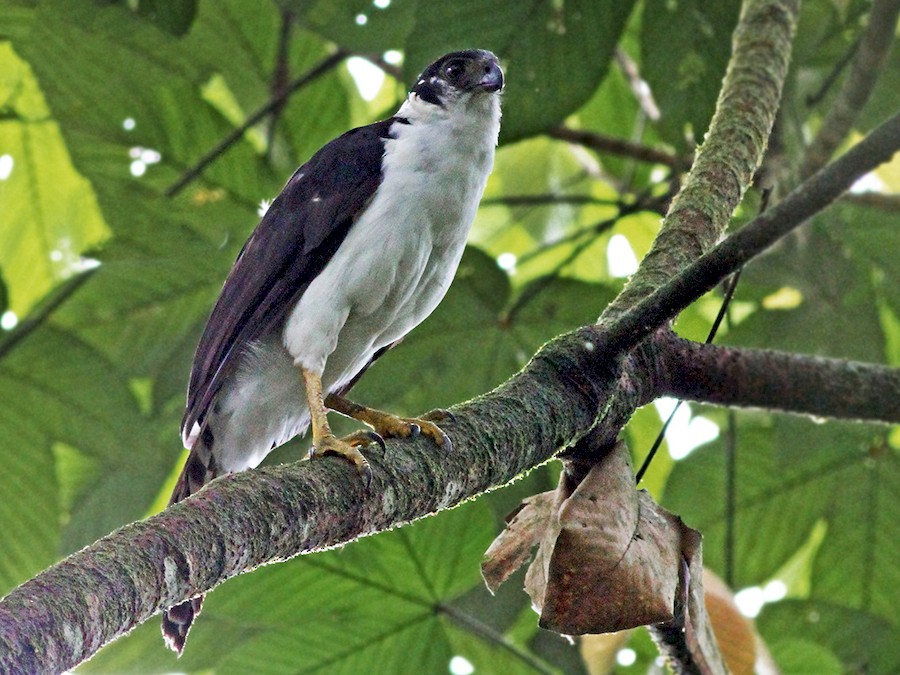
[162,49,503,652]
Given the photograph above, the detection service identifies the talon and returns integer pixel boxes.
[309,433,372,482]
[364,430,387,451]
[324,394,453,451]
[421,408,456,424]
[302,369,374,485]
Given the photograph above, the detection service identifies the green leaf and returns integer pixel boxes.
[404,0,636,143]
[137,0,199,36]
[0,42,109,317]
[0,399,58,595]
[288,0,417,52]
[758,600,900,675]
[833,202,900,320]
[728,223,887,364]
[664,414,893,591]
[0,325,175,555]
[641,0,741,148]
[808,440,900,623]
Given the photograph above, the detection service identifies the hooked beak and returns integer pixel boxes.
[477,61,504,93]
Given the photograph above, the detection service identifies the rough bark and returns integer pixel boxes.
[601,0,800,324]
[653,330,900,424]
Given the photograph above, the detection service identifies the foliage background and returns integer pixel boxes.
[0,0,897,672]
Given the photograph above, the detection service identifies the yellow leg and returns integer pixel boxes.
[324,393,454,452]
[302,367,378,483]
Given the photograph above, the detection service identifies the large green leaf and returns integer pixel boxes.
[405,0,636,143]
[758,600,900,675]
[0,324,180,586]
[288,0,418,53]
[0,42,109,316]
[664,414,897,607]
[832,202,900,323]
[728,222,887,364]
[641,0,741,148]
[291,0,638,142]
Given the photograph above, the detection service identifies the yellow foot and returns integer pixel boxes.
[325,395,455,452]
[309,430,383,486]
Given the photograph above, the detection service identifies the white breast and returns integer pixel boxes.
[284,92,501,387]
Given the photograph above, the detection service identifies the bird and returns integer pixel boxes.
[161,49,503,653]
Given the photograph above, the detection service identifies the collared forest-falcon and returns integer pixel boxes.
[162,50,504,653]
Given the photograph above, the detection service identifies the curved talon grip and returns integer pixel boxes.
[422,408,457,424]
[364,430,387,451]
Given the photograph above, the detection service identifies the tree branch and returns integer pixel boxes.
[654,330,900,424]
[165,49,349,197]
[480,193,622,208]
[800,0,900,177]
[842,190,900,212]
[601,109,900,358]
[601,0,800,324]
[0,329,618,674]
[548,126,683,168]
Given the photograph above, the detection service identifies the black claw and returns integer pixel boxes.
[408,423,421,438]
[308,445,316,460]
[361,463,373,488]
[366,430,386,451]
[441,433,453,453]
[424,408,456,423]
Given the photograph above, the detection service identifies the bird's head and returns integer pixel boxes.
[409,50,504,108]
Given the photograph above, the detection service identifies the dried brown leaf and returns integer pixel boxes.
[481,490,558,593]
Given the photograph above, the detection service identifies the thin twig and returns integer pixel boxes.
[264,9,295,159]
[800,0,900,177]
[634,270,743,485]
[513,189,671,269]
[842,191,900,212]
[0,268,98,362]
[724,410,737,587]
[480,194,621,208]
[615,47,661,121]
[165,49,349,197]
[358,52,404,81]
[805,35,860,107]
[503,220,616,325]
[548,126,685,169]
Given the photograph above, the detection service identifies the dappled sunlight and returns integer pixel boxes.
[0,154,13,181]
[654,397,720,460]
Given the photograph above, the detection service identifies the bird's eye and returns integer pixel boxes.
[442,60,465,82]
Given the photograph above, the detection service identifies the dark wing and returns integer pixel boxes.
[181,118,403,443]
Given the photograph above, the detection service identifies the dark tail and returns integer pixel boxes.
[161,438,218,654]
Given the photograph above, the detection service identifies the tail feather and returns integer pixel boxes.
[162,433,218,655]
